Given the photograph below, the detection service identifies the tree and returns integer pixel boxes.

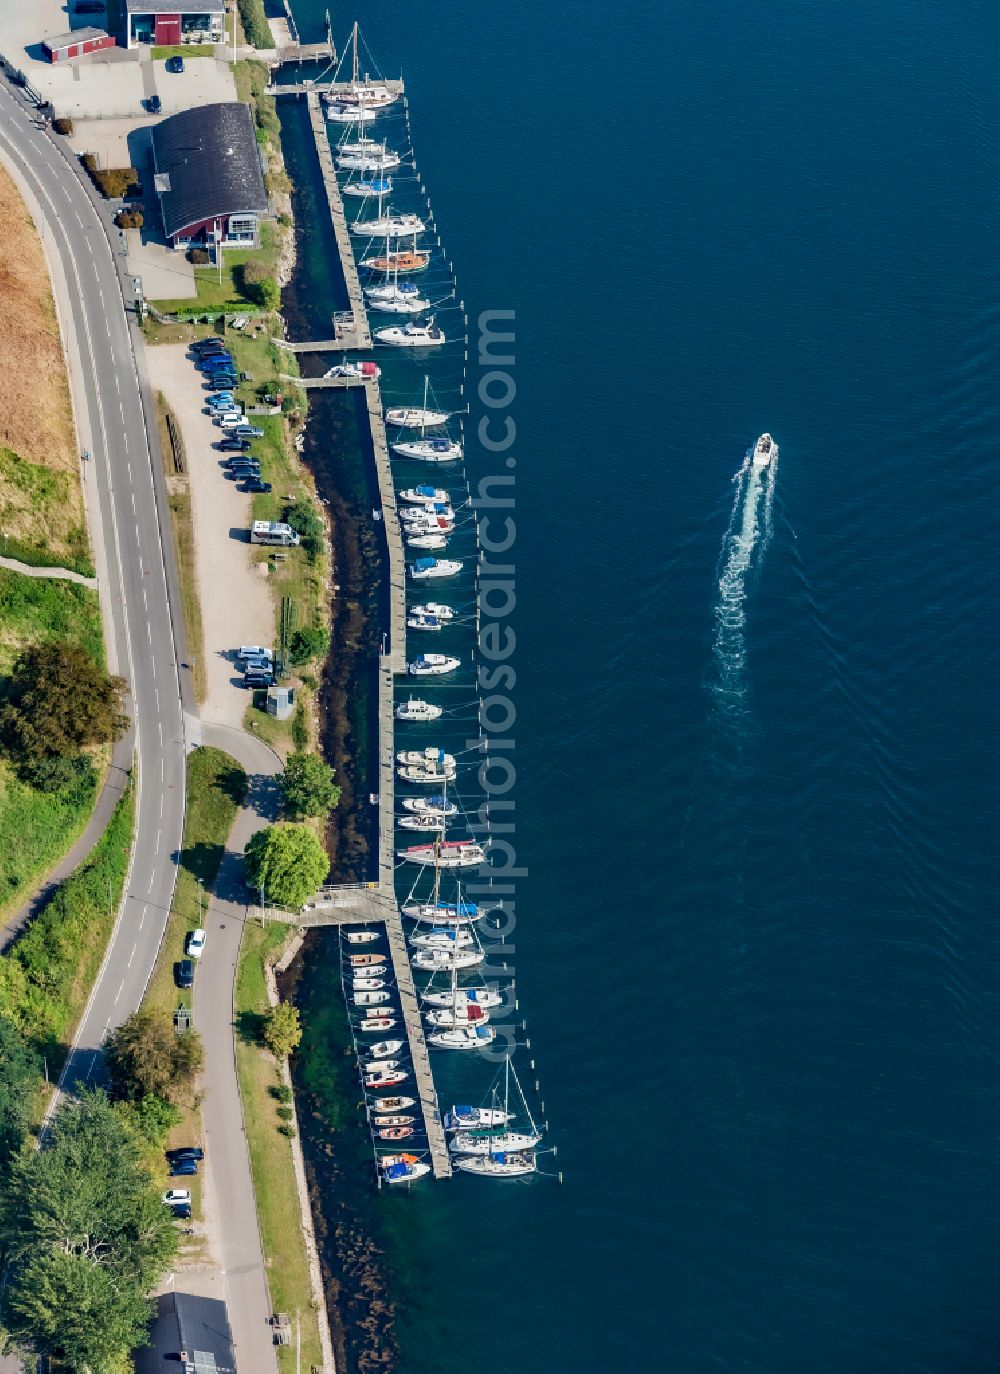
[0,1018,41,1178]
[289,624,329,666]
[256,276,280,311]
[281,751,340,819]
[263,1001,302,1059]
[244,824,329,909]
[0,642,127,765]
[105,1007,204,1104]
[285,500,324,561]
[1,1090,176,1372]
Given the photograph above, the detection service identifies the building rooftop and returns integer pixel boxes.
[44,28,110,48]
[151,102,268,240]
[127,0,225,14]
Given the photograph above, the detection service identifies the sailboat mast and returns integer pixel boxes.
[352,20,359,89]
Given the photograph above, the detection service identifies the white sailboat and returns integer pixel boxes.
[401,484,450,503]
[366,279,430,315]
[412,945,484,971]
[398,814,446,833]
[400,502,455,525]
[407,610,449,631]
[409,602,455,621]
[353,211,426,238]
[398,838,485,868]
[451,1061,540,1176]
[386,381,450,429]
[391,436,463,461]
[428,1023,496,1051]
[405,531,449,551]
[422,983,500,1008]
[337,145,400,173]
[343,175,393,198]
[409,927,475,950]
[402,794,458,815]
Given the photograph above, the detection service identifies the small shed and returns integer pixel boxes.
[266,686,295,721]
[42,28,116,62]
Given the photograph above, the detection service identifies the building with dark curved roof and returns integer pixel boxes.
[151,102,268,248]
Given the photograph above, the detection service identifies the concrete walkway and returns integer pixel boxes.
[194,725,282,1374]
[0,554,98,588]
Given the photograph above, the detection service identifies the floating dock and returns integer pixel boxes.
[285,96,448,1177]
[304,91,371,350]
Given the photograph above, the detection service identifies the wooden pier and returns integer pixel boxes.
[304,91,372,350]
[271,77,405,99]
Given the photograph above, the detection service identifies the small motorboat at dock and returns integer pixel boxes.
[408,653,460,676]
[409,557,463,579]
[395,698,443,722]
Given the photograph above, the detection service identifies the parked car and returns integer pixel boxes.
[207,396,236,410]
[219,437,251,452]
[163,1189,191,1206]
[186,928,206,959]
[244,669,273,688]
[170,1203,192,1221]
[242,479,273,493]
[218,415,246,430]
[147,95,161,114]
[193,336,224,351]
[200,358,235,374]
[166,55,185,73]
[208,378,239,392]
[195,340,228,355]
[169,1158,199,1177]
[175,958,194,989]
[226,460,260,474]
[167,1146,205,1163]
[238,645,272,663]
[233,425,264,439]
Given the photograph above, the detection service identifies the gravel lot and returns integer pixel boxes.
[146,343,274,730]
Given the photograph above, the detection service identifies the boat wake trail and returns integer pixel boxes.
[710,454,767,724]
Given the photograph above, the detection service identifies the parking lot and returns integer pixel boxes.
[145,343,275,730]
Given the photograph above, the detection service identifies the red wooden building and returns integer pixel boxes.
[42,28,117,62]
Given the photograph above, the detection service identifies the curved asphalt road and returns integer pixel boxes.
[0,82,188,1096]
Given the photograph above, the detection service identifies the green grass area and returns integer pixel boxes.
[150,224,279,316]
[0,445,93,576]
[0,568,108,924]
[155,394,206,702]
[0,567,104,672]
[152,44,215,59]
[236,923,324,1374]
[0,787,134,1067]
[144,748,247,1015]
[235,0,272,51]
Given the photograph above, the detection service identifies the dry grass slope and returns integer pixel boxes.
[0,162,84,567]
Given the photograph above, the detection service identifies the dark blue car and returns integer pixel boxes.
[169,1158,198,1177]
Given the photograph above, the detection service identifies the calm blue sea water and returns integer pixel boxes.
[286,1,1000,1368]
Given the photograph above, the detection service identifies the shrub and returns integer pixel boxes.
[241,259,269,287]
[114,210,144,229]
[289,625,329,666]
[17,753,96,797]
[277,1123,296,1139]
[271,1082,292,1104]
[276,1105,293,1122]
[188,247,210,265]
[285,500,324,561]
[0,641,127,766]
[264,1001,302,1059]
[88,166,141,199]
[291,701,308,750]
[237,0,272,49]
[52,117,73,136]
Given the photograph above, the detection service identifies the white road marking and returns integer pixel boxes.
[115,979,126,1003]
[128,944,136,967]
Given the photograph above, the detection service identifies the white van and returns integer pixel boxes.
[237,645,273,663]
[218,413,246,429]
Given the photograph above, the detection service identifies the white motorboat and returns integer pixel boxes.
[365,1066,407,1087]
[397,747,455,769]
[373,1095,415,1112]
[405,532,449,551]
[352,977,385,991]
[428,1024,496,1051]
[409,602,454,621]
[361,246,430,275]
[353,212,427,238]
[365,1039,404,1059]
[395,698,443,722]
[399,839,485,868]
[391,437,463,462]
[450,1128,540,1155]
[326,102,380,124]
[422,984,500,1009]
[353,990,390,1006]
[454,1151,536,1177]
[402,794,458,816]
[407,612,447,632]
[408,654,460,677]
[397,762,456,785]
[409,927,475,950]
[372,1113,414,1127]
[398,814,445,833]
[409,557,463,580]
[365,283,431,315]
[400,504,455,524]
[337,148,401,173]
[426,1002,491,1028]
[375,317,446,348]
[412,946,484,971]
[443,1105,512,1131]
[401,510,454,535]
[346,930,380,944]
[343,176,393,198]
[348,953,384,966]
[387,409,449,430]
[401,484,449,504]
[752,432,778,468]
[381,1155,431,1184]
[324,361,380,380]
[357,1017,397,1033]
